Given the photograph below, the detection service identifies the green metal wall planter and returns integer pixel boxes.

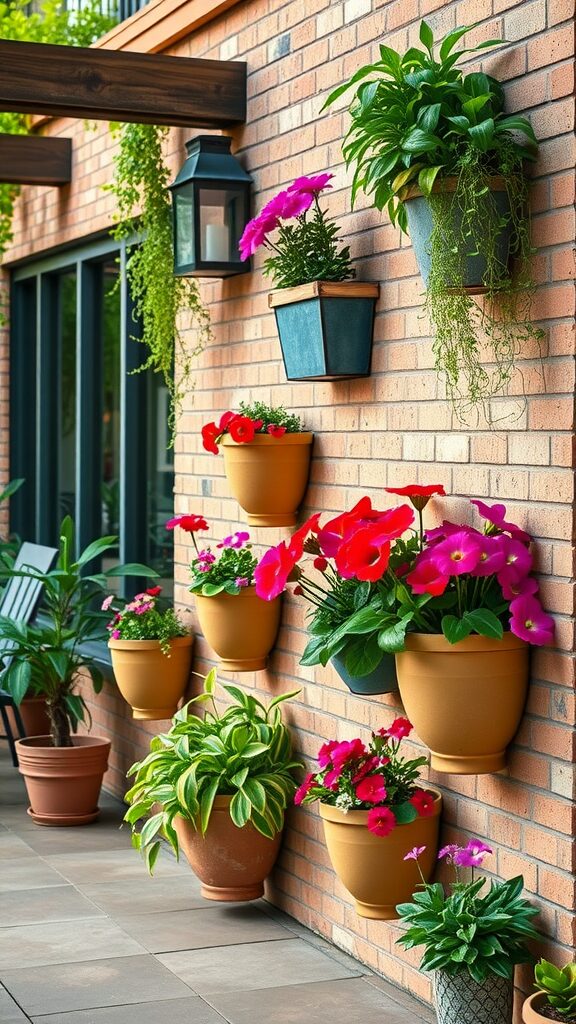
[331,651,398,697]
[268,281,379,381]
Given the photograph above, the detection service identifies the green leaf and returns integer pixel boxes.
[439,24,477,62]
[468,118,495,151]
[75,535,118,567]
[230,789,251,828]
[418,165,442,195]
[106,562,160,578]
[200,582,225,597]
[144,840,161,875]
[5,660,31,704]
[464,608,504,639]
[199,776,221,834]
[417,103,442,133]
[393,801,418,825]
[204,667,217,695]
[377,614,412,653]
[419,20,434,56]
[402,128,443,155]
[494,115,537,142]
[342,634,382,677]
[441,614,472,645]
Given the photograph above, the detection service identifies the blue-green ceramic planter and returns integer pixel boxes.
[331,652,398,696]
[270,282,379,381]
[405,179,512,293]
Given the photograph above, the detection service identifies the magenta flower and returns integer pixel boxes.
[406,556,449,596]
[428,530,481,576]
[501,575,539,602]
[404,845,426,862]
[111,629,121,640]
[278,189,314,219]
[367,805,396,837]
[254,540,299,601]
[330,738,367,769]
[384,717,412,741]
[294,773,315,806]
[497,537,533,586]
[509,594,555,646]
[288,172,334,194]
[101,595,113,611]
[355,774,387,803]
[197,550,216,565]
[318,740,340,768]
[438,844,461,862]
[424,520,461,543]
[471,499,531,544]
[471,534,507,578]
[235,577,249,588]
[453,840,493,867]
[238,212,279,259]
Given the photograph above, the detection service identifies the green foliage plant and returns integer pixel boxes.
[0,478,24,569]
[396,842,539,982]
[124,669,302,873]
[103,587,187,655]
[534,960,576,1020]
[0,0,115,258]
[108,123,212,440]
[0,516,157,747]
[324,20,542,418]
[237,401,303,434]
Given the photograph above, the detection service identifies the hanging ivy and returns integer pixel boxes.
[108,122,212,441]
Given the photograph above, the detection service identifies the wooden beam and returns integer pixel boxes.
[0,39,246,128]
[0,134,72,185]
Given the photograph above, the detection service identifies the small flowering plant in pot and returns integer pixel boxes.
[523,961,576,1024]
[397,842,539,1024]
[239,173,379,381]
[168,514,282,672]
[105,587,193,721]
[295,717,442,919]
[201,402,313,528]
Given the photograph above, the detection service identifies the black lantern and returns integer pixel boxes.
[169,135,252,278]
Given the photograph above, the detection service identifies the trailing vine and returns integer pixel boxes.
[108,122,212,440]
[426,147,542,420]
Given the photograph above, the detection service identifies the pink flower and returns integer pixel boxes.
[404,845,426,861]
[471,535,506,577]
[385,717,413,740]
[166,514,209,534]
[453,840,493,867]
[238,213,279,259]
[330,738,367,769]
[497,537,533,586]
[428,530,481,576]
[410,789,436,817]
[111,629,121,639]
[197,551,215,565]
[235,577,249,588]
[509,594,555,646]
[294,773,315,806]
[471,499,531,544]
[355,774,388,803]
[501,575,539,602]
[254,541,298,601]
[323,765,344,790]
[425,520,461,543]
[318,740,340,768]
[367,806,396,837]
[351,756,380,782]
[267,424,287,438]
[288,172,334,194]
[438,844,461,862]
[101,595,113,611]
[406,556,449,596]
[276,188,314,219]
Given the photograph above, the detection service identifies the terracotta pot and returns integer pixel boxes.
[319,787,442,919]
[16,735,111,827]
[434,970,513,1024]
[5,696,51,738]
[395,633,529,774]
[195,588,281,671]
[522,993,549,1024]
[108,636,193,719]
[221,433,314,527]
[174,796,283,901]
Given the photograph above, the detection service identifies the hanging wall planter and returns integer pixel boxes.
[195,588,282,671]
[109,636,193,720]
[395,632,529,774]
[268,281,380,381]
[221,432,314,527]
[331,650,398,696]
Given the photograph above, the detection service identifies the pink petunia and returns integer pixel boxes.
[410,789,436,817]
[501,575,539,602]
[355,774,387,803]
[425,520,462,544]
[438,844,461,862]
[385,717,413,741]
[330,738,367,769]
[288,172,334,194]
[101,595,114,611]
[453,840,493,867]
[254,540,299,601]
[470,534,507,578]
[318,740,340,769]
[367,806,396,837]
[471,499,531,544]
[294,773,315,806]
[497,536,533,586]
[428,530,481,576]
[277,188,314,219]
[509,594,555,646]
[404,845,426,861]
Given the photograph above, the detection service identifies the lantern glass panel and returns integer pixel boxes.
[174,187,195,269]
[199,187,245,264]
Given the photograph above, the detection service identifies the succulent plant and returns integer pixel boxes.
[534,960,576,1020]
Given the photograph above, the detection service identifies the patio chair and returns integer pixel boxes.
[0,542,57,766]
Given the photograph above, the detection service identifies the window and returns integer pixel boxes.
[10,236,175,599]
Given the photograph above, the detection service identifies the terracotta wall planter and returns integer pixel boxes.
[108,636,193,720]
[195,587,282,671]
[174,796,283,901]
[434,970,513,1024]
[395,633,529,774]
[221,432,313,527]
[522,993,548,1024]
[319,787,442,919]
[16,735,111,826]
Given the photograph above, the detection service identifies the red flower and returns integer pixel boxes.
[410,789,436,817]
[166,514,209,533]
[330,738,367,769]
[294,773,314,806]
[318,740,340,768]
[267,424,287,438]
[146,586,162,597]
[228,416,257,444]
[254,541,298,600]
[219,411,237,431]
[385,484,446,511]
[385,717,413,740]
[367,806,396,837]
[293,585,304,596]
[355,774,388,803]
[317,497,387,557]
[201,422,220,455]
[289,513,322,560]
[406,556,449,596]
[335,526,391,582]
[313,556,328,572]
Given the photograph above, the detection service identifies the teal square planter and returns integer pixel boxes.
[269,281,379,381]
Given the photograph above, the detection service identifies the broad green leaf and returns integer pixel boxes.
[393,801,418,825]
[106,562,159,578]
[5,660,31,704]
[418,165,442,195]
[402,128,442,155]
[417,103,442,132]
[468,118,495,152]
[230,789,251,828]
[419,20,434,56]
[144,840,161,875]
[204,667,217,695]
[439,24,477,62]
[343,634,382,677]
[441,614,472,645]
[464,608,503,639]
[75,535,118,567]
[494,115,537,142]
[199,776,221,834]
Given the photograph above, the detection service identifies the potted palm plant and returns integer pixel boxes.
[168,514,281,671]
[201,401,313,527]
[104,587,192,720]
[0,516,157,825]
[523,960,576,1024]
[325,20,541,415]
[124,670,301,900]
[238,173,379,380]
[397,842,539,1024]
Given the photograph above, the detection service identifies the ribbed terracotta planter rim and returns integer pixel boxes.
[221,432,314,447]
[522,993,548,1024]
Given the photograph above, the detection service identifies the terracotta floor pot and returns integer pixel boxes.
[195,588,282,671]
[221,433,314,527]
[319,787,442,919]
[434,970,513,1024]
[5,696,51,738]
[108,636,193,720]
[174,796,283,901]
[522,993,548,1024]
[16,735,111,826]
[395,633,529,774]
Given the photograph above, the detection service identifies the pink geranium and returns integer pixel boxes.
[509,594,555,646]
[367,806,396,837]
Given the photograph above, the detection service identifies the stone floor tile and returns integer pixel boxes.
[365,975,436,1022]
[0,833,36,860]
[78,876,208,916]
[30,995,226,1024]
[0,955,195,1015]
[158,937,362,995]
[0,983,29,1022]
[206,976,424,1024]
[12,824,132,856]
[0,884,106,928]
[42,848,186,885]
[115,904,294,953]
[0,917,145,969]
[0,859,67,893]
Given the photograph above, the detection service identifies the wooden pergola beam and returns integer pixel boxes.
[0,39,246,128]
[0,134,72,185]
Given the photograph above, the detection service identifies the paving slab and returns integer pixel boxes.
[0,884,106,928]
[0,955,195,1015]
[0,983,29,1023]
[158,937,362,996]
[30,995,226,1024]
[0,858,67,893]
[12,824,132,856]
[42,848,186,885]
[78,876,208,916]
[0,833,36,860]
[0,917,145,970]
[115,904,294,953]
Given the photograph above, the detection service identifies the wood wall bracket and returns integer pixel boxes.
[0,134,72,186]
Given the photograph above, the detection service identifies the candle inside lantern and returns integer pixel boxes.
[203,223,229,262]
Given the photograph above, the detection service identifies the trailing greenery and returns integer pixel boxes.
[534,960,576,1020]
[124,670,302,873]
[108,122,212,440]
[324,19,542,418]
[0,0,115,257]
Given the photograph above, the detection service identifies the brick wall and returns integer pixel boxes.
[2,0,575,1016]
